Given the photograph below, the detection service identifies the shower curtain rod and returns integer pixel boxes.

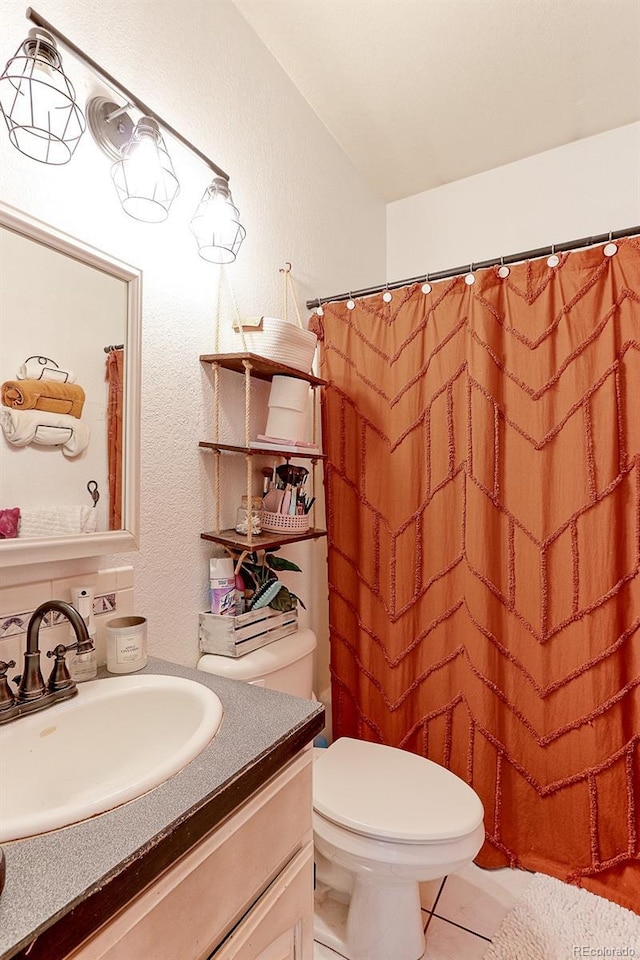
[305,224,640,310]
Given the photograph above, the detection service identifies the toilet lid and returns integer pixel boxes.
[313,738,484,843]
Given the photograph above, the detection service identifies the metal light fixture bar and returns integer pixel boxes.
[26,6,229,182]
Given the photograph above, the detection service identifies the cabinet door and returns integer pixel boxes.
[211,841,314,960]
[67,752,312,960]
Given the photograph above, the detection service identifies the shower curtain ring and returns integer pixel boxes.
[498,255,510,279]
[316,298,324,317]
[465,263,475,286]
[382,282,392,303]
[421,272,432,294]
[347,292,355,310]
[547,243,560,268]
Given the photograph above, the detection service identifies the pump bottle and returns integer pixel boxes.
[69,586,98,681]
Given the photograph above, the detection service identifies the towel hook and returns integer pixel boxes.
[87,480,100,508]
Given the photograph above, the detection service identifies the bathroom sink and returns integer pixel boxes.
[0,674,223,842]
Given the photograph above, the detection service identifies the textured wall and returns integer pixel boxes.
[0,0,386,679]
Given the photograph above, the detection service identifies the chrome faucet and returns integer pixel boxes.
[0,600,94,725]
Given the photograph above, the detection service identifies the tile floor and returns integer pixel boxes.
[314,863,534,959]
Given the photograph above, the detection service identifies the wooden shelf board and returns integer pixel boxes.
[199,442,326,461]
[200,528,327,551]
[200,353,326,387]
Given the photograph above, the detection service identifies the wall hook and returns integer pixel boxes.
[87,480,100,507]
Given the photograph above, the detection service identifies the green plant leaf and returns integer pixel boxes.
[269,585,297,612]
[287,590,306,610]
[266,555,302,573]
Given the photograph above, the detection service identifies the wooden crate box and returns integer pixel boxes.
[199,606,298,658]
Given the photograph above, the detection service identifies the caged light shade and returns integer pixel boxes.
[111,116,179,223]
[0,28,85,165]
[190,177,246,263]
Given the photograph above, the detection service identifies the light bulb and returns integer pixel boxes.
[123,134,162,194]
[111,117,179,223]
[190,177,246,263]
[29,58,60,114]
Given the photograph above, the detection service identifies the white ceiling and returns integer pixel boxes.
[232,0,640,202]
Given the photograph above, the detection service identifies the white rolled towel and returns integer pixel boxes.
[0,408,90,458]
[18,506,98,538]
[17,356,76,383]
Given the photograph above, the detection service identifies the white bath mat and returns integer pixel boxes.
[483,872,640,959]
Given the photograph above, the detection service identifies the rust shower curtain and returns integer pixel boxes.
[311,238,640,912]
[106,347,124,530]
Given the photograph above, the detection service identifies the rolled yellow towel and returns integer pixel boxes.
[1,379,85,418]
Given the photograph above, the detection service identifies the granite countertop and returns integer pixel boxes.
[0,656,324,960]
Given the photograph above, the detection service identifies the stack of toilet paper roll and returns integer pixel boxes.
[265,376,310,442]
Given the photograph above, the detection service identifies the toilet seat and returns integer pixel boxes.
[313,737,484,843]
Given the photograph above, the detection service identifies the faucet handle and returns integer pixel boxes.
[56,636,94,656]
[0,661,18,718]
[45,644,76,693]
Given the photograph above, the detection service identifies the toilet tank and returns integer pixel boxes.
[197,628,316,698]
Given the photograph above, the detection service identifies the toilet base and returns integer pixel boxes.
[314,876,425,960]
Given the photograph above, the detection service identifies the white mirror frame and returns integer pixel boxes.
[0,201,141,566]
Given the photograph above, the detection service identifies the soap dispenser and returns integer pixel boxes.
[69,586,98,681]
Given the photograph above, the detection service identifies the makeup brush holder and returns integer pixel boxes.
[261,511,310,534]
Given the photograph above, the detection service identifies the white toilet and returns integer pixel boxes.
[198,629,485,960]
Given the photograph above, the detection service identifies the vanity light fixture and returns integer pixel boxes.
[190,177,246,264]
[0,27,85,164]
[0,8,246,255]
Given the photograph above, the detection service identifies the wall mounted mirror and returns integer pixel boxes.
[0,201,141,566]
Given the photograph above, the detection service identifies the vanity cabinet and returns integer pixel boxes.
[199,353,327,552]
[66,750,314,960]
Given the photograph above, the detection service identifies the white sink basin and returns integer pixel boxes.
[0,674,223,842]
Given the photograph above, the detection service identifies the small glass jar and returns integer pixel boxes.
[235,495,263,535]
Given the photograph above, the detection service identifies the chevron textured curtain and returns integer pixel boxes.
[311,238,640,912]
